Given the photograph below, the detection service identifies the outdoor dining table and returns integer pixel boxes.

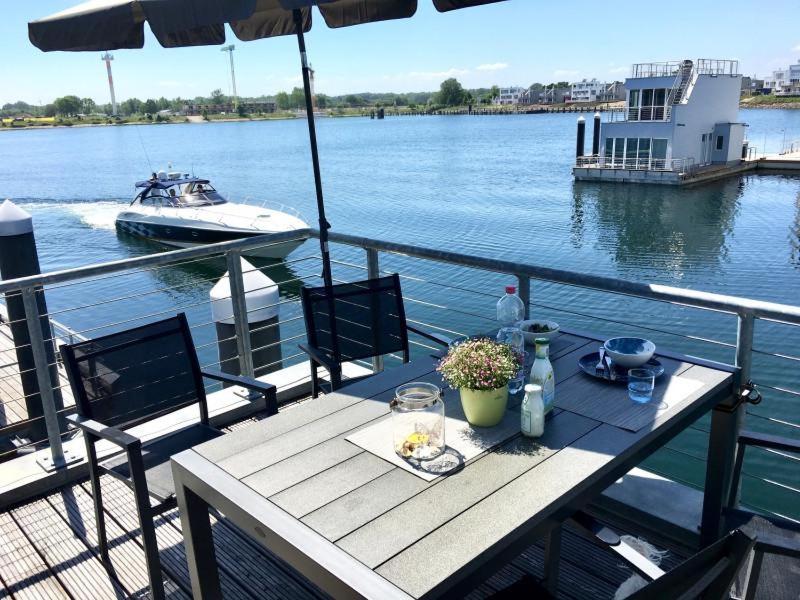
[170,329,737,599]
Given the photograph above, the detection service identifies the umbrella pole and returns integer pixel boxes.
[293,9,333,289]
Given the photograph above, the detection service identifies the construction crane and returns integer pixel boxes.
[100,52,117,116]
[220,45,238,111]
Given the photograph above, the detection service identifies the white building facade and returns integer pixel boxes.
[574,59,746,184]
[493,87,525,105]
[765,61,800,95]
[568,79,605,103]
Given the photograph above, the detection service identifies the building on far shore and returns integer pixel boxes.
[764,60,800,96]
[568,78,605,103]
[492,87,525,105]
[184,100,277,115]
[573,58,747,185]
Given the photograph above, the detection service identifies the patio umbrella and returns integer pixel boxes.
[29,0,507,289]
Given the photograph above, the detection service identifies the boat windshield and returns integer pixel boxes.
[178,182,227,206]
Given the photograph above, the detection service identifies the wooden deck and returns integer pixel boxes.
[0,409,691,600]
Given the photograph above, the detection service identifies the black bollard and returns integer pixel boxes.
[576,116,586,158]
[592,112,601,155]
[0,200,64,447]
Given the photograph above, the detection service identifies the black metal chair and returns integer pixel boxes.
[722,430,800,599]
[299,273,448,398]
[60,313,277,600]
[491,528,755,599]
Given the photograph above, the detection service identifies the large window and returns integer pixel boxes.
[604,137,669,168]
[627,88,670,121]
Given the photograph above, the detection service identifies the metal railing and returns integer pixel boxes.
[605,105,672,122]
[575,155,696,174]
[631,59,739,78]
[631,62,682,78]
[0,227,798,521]
[780,139,800,155]
[695,59,739,76]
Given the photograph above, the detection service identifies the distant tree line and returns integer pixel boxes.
[1,78,579,120]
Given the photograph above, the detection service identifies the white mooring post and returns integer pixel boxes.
[211,257,281,395]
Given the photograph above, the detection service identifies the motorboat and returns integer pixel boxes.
[115,170,309,259]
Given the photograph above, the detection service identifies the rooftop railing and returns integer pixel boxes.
[631,59,739,78]
[0,229,798,522]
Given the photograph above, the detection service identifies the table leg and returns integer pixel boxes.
[174,477,223,600]
[700,400,744,547]
[543,524,562,595]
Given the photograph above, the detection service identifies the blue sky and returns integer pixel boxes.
[3,0,799,105]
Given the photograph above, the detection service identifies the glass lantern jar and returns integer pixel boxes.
[391,382,446,461]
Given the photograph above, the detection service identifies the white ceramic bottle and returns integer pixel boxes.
[521,383,544,437]
[529,337,555,413]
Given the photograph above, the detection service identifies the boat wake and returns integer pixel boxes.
[67,201,125,230]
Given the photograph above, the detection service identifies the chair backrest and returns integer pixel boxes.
[628,530,755,600]
[60,314,208,429]
[300,274,410,365]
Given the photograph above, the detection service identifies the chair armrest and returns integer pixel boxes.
[407,324,450,348]
[298,343,339,371]
[201,368,278,415]
[739,430,800,453]
[67,414,139,449]
[201,368,276,397]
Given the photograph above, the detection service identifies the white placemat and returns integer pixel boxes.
[346,391,521,481]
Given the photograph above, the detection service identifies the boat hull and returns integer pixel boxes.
[115,217,305,259]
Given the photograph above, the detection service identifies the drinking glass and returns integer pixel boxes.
[628,368,658,405]
[508,351,529,395]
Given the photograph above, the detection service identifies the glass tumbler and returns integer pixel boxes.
[391,382,446,461]
[628,368,656,404]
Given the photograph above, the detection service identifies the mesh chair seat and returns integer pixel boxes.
[100,423,223,502]
[725,509,800,600]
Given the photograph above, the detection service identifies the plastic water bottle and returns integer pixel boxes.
[497,285,525,327]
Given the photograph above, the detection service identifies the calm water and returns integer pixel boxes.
[1,110,799,517]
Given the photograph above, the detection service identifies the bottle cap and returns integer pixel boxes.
[505,285,516,294]
[524,383,542,393]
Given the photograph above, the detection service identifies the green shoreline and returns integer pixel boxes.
[2,102,797,132]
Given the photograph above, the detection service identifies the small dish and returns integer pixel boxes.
[603,337,656,368]
[519,320,560,344]
[578,352,664,383]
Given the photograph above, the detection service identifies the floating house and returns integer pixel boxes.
[573,59,748,185]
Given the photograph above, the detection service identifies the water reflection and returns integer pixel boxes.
[571,178,743,276]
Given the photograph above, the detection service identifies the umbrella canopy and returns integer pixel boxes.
[30,0,505,51]
[29,0,508,288]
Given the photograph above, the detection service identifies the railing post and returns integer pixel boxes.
[21,286,77,470]
[700,311,752,545]
[516,274,530,320]
[226,251,255,379]
[365,247,384,373]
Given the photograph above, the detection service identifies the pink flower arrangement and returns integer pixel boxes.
[437,338,520,391]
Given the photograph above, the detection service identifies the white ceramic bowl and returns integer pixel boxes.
[519,320,560,345]
[603,337,656,368]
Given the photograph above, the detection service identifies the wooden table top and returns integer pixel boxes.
[175,331,735,599]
